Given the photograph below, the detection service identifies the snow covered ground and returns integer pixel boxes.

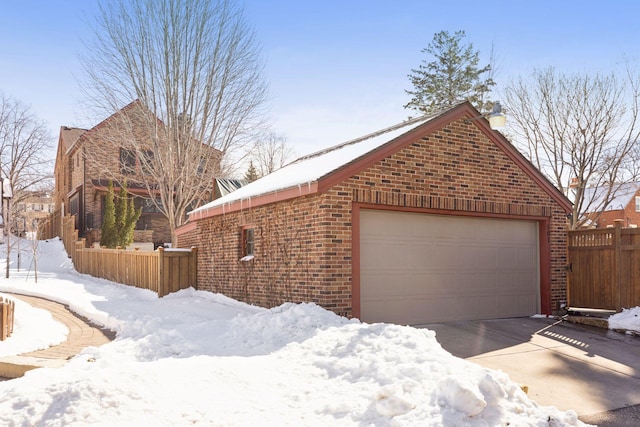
[609,307,640,333]
[0,238,593,426]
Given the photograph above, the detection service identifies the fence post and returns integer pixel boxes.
[1,299,6,341]
[190,247,198,290]
[76,238,86,273]
[0,297,13,341]
[614,219,624,310]
[158,246,166,298]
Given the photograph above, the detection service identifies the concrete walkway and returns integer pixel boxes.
[0,294,115,379]
[422,317,640,421]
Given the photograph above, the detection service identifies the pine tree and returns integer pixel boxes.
[121,192,141,247]
[114,184,127,247]
[114,181,141,248]
[244,160,259,182]
[101,181,141,248]
[100,181,117,248]
[405,30,495,115]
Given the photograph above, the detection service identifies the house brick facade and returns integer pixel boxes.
[54,102,169,244]
[54,101,220,246]
[597,204,640,228]
[177,103,571,320]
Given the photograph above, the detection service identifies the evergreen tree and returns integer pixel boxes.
[405,30,495,115]
[114,181,141,248]
[114,184,127,247]
[244,160,259,182]
[100,181,116,248]
[100,181,141,248]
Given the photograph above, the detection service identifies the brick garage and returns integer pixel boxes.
[177,102,571,324]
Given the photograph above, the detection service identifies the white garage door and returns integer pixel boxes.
[360,210,539,325]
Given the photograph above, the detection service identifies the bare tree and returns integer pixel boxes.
[250,132,295,177]
[503,67,640,228]
[80,0,268,245]
[0,93,53,220]
[0,93,53,277]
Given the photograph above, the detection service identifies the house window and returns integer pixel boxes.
[141,150,154,174]
[120,149,137,175]
[241,227,255,259]
[134,197,163,213]
[636,196,640,212]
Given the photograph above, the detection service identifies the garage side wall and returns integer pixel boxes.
[177,194,354,316]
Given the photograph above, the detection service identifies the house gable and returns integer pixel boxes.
[186,102,570,225]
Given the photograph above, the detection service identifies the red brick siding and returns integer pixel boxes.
[178,195,347,312]
[179,118,569,317]
[596,199,640,229]
[56,105,172,244]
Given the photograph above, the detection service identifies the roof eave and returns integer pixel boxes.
[188,181,320,221]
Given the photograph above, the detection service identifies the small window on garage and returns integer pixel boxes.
[636,196,640,212]
[241,226,255,260]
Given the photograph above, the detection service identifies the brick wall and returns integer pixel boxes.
[179,195,346,313]
[58,103,166,243]
[596,202,640,229]
[179,117,569,318]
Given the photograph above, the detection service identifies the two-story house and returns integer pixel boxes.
[54,100,220,247]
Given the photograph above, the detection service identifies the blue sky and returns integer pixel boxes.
[0,0,637,158]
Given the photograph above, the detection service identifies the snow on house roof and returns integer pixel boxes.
[582,182,640,212]
[191,113,439,215]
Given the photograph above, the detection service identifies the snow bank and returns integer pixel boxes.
[0,239,590,426]
[609,306,640,333]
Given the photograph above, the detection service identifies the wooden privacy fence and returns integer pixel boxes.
[55,214,197,298]
[38,207,63,241]
[1,296,15,341]
[567,220,640,312]
[72,241,197,297]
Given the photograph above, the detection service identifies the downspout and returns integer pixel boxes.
[82,145,86,238]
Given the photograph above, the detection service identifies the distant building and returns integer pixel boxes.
[14,191,56,237]
[581,182,640,228]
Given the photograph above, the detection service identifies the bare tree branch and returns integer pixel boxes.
[503,67,640,228]
[0,92,53,226]
[249,131,295,177]
[80,0,268,245]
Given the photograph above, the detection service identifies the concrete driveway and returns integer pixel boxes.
[419,317,640,422]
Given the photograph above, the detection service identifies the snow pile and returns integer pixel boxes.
[609,307,640,333]
[0,238,589,426]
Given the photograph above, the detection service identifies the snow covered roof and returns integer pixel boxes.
[190,113,439,217]
[582,182,640,212]
[185,101,571,223]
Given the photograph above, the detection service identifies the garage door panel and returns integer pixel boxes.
[360,210,539,324]
[361,273,410,298]
[518,247,537,269]
[497,248,519,268]
[364,298,410,324]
